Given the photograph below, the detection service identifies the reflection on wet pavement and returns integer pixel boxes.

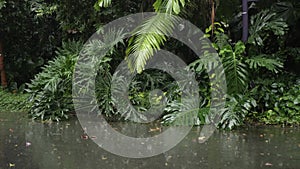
[0,112,300,169]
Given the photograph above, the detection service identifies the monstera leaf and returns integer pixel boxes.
[248,9,288,46]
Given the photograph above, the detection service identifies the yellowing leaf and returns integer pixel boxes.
[9,163,15,167]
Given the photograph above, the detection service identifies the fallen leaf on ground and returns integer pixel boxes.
[101,155,107,160]
[198,136,206,141]
[265,162,272,166]
[149,127,161,132]
[26,142,31,147]
[81,134,89,140]
[90,136,97,139]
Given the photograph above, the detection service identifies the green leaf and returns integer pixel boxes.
[179,0,185,7]
[126,14,178,73]
[248,9,288,46]
[0,0,6,10]
[94,0,111,11]
[154,0,185,14]
[173,0,181,14]
[220,45,248,94]
[153,0,162,12]
[246,55,283,73]
[234,41,246,55]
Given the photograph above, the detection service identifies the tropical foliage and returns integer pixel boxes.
[26,41,82,121]
[0,89,31,113]
[246,76,300,125]
[261,82,300,124]
[0,0,299,130]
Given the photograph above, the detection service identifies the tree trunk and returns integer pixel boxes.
[242,0,249,42]
[0,41,8,88]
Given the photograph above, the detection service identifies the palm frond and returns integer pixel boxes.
[154,0,186,14]
[126,14,179,73]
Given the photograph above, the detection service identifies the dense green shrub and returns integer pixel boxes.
[247,76,300,125]
[262,83,300,124]
[26,28,127,121]
[0,89,31,112]
[26,41,82,121]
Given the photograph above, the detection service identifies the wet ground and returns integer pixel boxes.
[0,111,300,169]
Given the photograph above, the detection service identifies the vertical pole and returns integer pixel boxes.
[0,40,8,88]
[210,0,215,37]
[242,0,248,42]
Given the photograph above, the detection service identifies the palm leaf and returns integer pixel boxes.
[126,14,179,73]
[154,0,186,14]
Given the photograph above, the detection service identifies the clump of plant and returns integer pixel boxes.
[26,28,130,122]
[247,76,300,125]
[267,81,300,124]
[26,41,82,121]
[112,64,191,123]
[187,7,288,129]
[0,88,31,112]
